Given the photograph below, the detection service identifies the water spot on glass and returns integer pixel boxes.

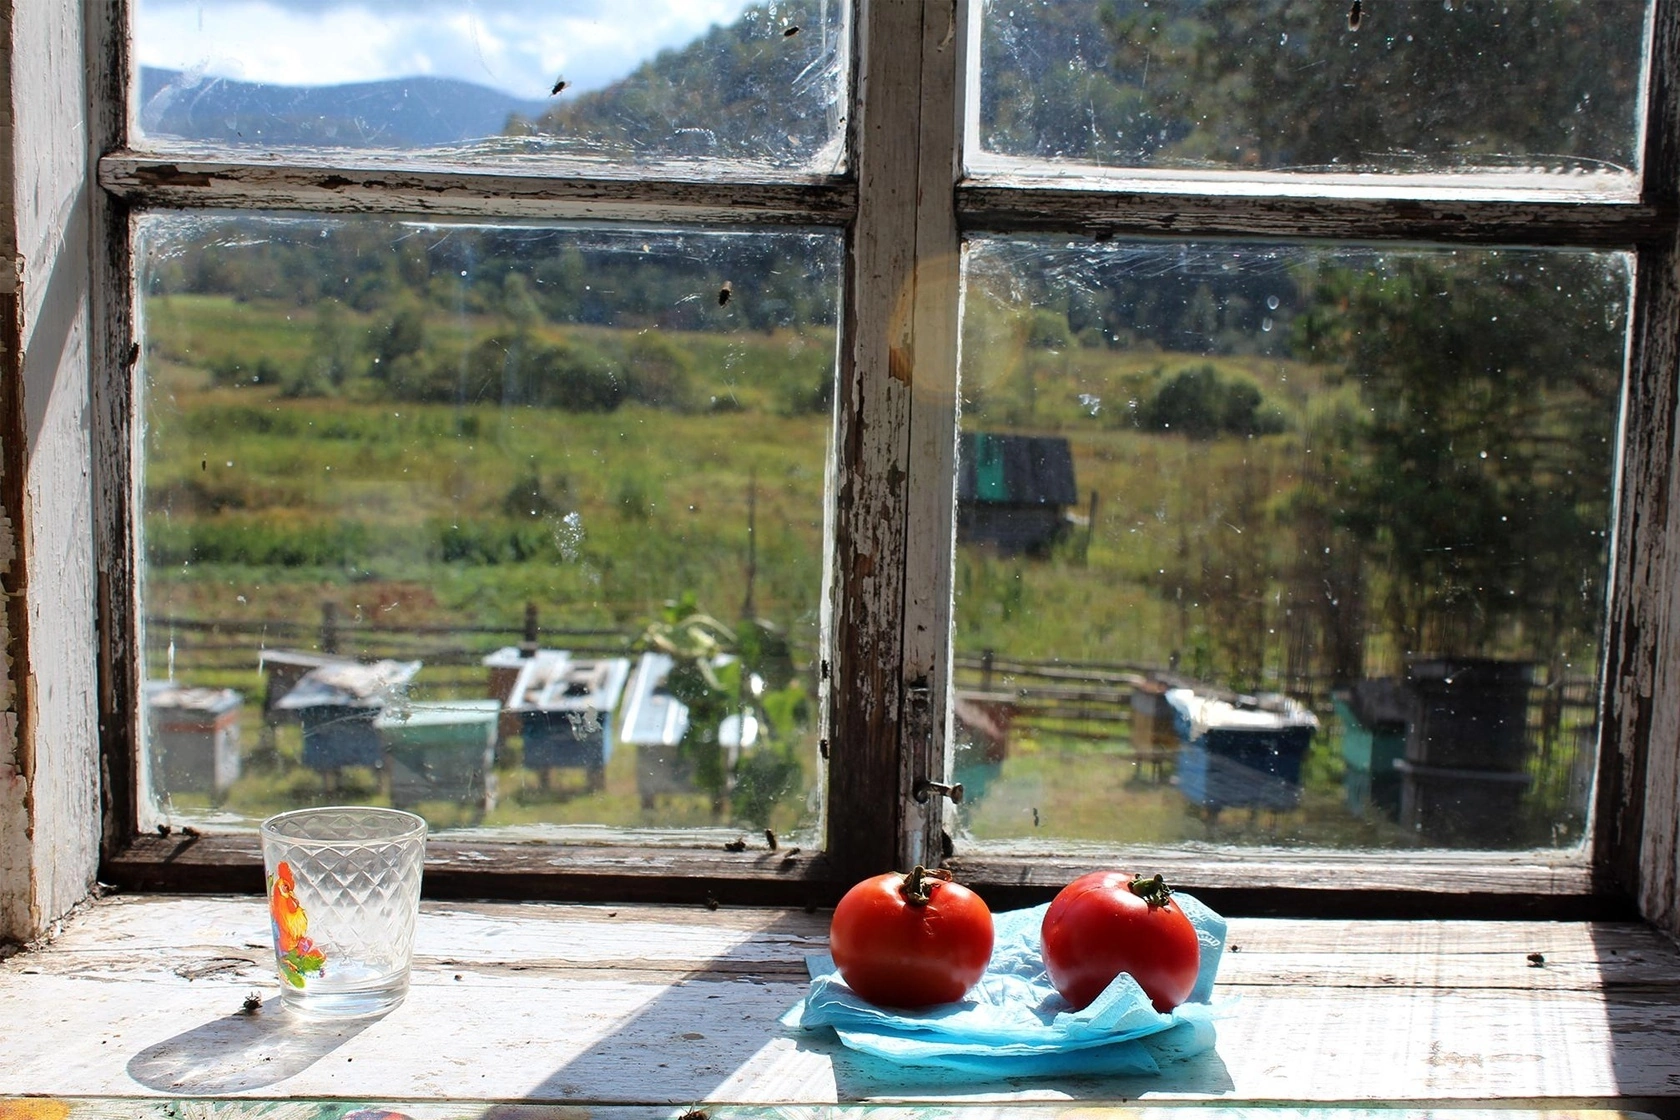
[552,511,584,562]
[1261,317,1274,332]
[1279,32,1288,46]
[1266,295,1280,310]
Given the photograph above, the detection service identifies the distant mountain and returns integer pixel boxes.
[138,67,552,150]
[516,2,844,167]
[140,2,843,167]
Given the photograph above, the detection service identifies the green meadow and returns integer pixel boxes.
[141,293,1597,849]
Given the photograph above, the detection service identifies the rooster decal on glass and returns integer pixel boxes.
[268,861,327,987]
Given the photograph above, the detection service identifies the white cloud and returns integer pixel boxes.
[134,0,762,99]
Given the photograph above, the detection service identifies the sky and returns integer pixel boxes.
[135,0,765,100]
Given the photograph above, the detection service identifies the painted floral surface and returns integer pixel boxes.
[268,860,326,987]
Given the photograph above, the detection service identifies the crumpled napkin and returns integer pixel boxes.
[784,893,1227,1078]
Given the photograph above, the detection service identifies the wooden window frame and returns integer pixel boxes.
[80,0,1680,928]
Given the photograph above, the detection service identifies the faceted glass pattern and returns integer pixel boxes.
[260,806,426,1016]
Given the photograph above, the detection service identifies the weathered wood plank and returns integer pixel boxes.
[106,833,1636,918]
[29,897,1680,994]
[36,894,1676,961]
[106,834,843,908]
[99,153,857,227]
[2,897,1679,1107]
[950,847,1625,919]
[957,176,1669,248]
[895,0,968,870]
[1635,4,1680,937]
[0,0,105,944]
[86,0,142,865]
[825,0,923,882]
[0,1108,1666,1120]
[1600,0,1680,941]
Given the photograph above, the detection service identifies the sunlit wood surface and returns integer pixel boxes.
[1,896,1678,1110]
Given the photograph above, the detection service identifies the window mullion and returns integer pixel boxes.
[88,0,142,863]
[897,0,970,872]
[1597,0,1680,935]
[97,154,857,227]
[824,0,933,881]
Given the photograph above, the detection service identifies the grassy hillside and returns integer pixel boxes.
[140,290,1602,848]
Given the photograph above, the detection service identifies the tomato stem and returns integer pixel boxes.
[901,864,952,906]
[1128,873,1174,908]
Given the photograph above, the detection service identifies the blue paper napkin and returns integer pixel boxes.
[785,893,1227,1077]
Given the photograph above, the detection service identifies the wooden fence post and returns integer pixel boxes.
[320,600,339,655]
[522,601,539,655]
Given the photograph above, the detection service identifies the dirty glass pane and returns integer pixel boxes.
[951,237,1628,851]
[979,0,1649,183]
[132,1,848,171]
[138,212,839,843]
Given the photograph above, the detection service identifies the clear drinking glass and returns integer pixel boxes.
[259,806,427,1016]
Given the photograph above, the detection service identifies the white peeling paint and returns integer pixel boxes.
[0,0,101,942]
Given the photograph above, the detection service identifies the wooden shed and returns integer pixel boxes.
[956,432,1080,555]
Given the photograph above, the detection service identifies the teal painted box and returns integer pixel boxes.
[376,699,501,809]
[1335,680,1409,774]
[1336,697,1405,773]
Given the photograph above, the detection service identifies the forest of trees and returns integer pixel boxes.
[982,0,1645,173]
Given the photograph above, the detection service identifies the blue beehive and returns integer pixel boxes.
[276,659,421,773]
[1166,688,1317,812]
[507,652,630,789]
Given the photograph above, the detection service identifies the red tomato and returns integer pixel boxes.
[1041,871,1201,1013]
[829,866,994,1010]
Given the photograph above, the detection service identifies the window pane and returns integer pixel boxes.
[979,0,1649,183]
[953,237,1628,851]
[133,1,847,170]
[138,214,840,842]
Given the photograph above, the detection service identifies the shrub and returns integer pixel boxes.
[621,333,695,411]
[1134,364,1287,438]
[1024,308,1073,350]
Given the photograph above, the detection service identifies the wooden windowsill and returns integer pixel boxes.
[1,895,1678,1113]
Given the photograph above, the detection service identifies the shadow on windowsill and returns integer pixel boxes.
[127,1004,383,1093]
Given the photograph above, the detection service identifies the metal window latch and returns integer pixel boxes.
[914,778,964,804]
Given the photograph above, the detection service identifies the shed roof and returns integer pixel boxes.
[957,432,1079,507]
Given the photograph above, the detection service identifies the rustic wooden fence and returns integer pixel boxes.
[147,600,1600,778]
